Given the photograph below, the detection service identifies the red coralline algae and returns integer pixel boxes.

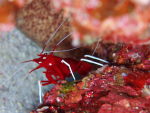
[51,0,150,45]
[31,66,150,113]
[107,43,150,71]
[124,71,150,90]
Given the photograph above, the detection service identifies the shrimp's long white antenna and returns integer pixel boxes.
[48,47,79,53]
[61,60,76,81]
[56,33,72,46]
[2,63,28,85]
[45,19,66,46]
[43,19,67,52]
[38,80,42,104]
[49,32,72,52]
[92,38,101,55]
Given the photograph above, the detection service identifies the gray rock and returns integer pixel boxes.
[0,28,52,113]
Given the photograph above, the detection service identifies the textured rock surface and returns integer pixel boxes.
[0,28,53,113]
[16,0,71,50]
[31,66,150,113]
[16,0,92,59]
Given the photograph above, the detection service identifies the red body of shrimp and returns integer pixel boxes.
[27,52,92,85]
